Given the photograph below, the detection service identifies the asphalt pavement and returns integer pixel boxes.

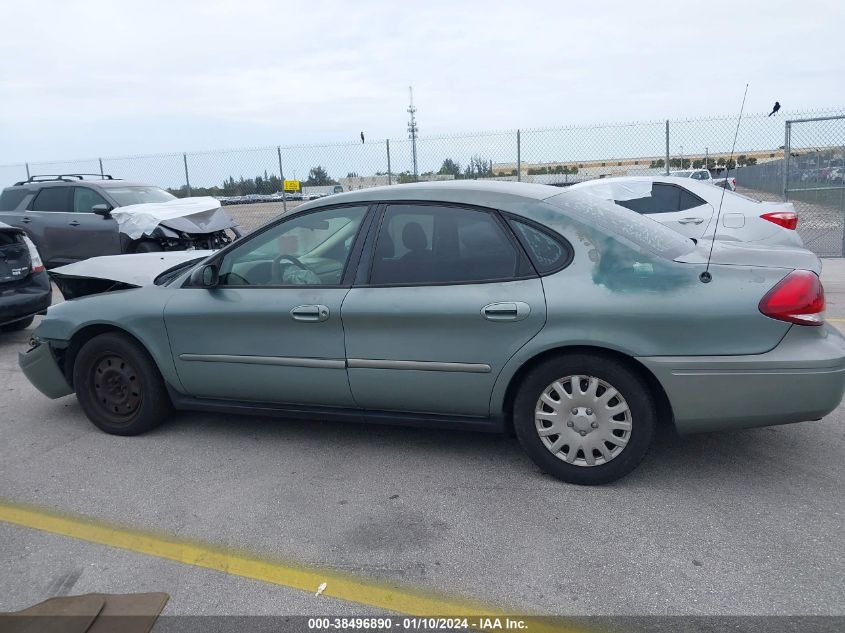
[0,260,843,620]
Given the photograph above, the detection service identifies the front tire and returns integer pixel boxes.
[513,354,656,485]
[73,332,172,435]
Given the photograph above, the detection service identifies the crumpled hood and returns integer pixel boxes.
[50,250,214,299]
[110,197,238,239]
[676,239,821,275]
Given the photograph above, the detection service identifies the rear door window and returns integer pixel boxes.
[616,183,680,214]
[30,187,72,212]
[615,183,706,214]
[369,204,527,285]
[678,187,707,211]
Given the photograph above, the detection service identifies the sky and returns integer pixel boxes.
[0,0,843,166]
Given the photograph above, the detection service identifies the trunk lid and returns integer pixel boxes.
[0,225,31,284]
[675,239,821,274]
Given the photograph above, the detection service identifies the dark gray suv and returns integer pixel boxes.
[0,174,241,268]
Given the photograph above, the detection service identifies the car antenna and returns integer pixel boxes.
[700,83,749,284]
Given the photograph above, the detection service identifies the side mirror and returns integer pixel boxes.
[91,204,112,217]
[190,263,219,288]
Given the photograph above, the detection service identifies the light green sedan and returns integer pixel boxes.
[19,181,845,484]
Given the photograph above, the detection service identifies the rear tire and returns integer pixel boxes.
[513,354,656,485]
[133,240,164,253]
[0,315,35,332]
[73,332,172,435]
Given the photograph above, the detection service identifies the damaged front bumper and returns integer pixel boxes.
[147,225,239,251]
[18,338,73,399]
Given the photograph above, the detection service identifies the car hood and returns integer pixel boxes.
[110,197,238,239]
[676,239,821,275]
[50,250,214,299]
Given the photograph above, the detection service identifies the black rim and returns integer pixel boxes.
[90,353,142,422]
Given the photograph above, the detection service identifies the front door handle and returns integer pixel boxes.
[290,304,329,322]
[20,217,32,223]
[68,220,81,226]
[482,301,531,322]
[678,217,705,225]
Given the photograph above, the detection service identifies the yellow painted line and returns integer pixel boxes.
[826,318,845,323]
[0,499,583,633]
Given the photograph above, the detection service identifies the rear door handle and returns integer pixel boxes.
[20,217,32,223]
[290,304,329,322]
[678,217,704,225]
[68,220,81,226]
[482,302,531,322]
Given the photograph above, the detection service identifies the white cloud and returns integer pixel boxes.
[0,0,842,161]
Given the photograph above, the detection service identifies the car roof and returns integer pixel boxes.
[6,179,154,190]
[570,174,723,198]
[294,179,565,215]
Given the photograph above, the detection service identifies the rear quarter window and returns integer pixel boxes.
[509,219,572,273]
[0,189,30,211]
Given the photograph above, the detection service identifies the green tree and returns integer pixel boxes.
[463,155,493,179]
[438,158,461,177]
[305,165,337,186]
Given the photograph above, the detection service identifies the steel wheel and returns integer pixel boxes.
[90,353,143,422]
[535,375,632,467]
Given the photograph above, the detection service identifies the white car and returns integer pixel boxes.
[670,168,736,191]
[569,176,802,247]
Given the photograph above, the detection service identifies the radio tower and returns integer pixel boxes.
[407,86,419,181]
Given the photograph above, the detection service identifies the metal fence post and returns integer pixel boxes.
[517,129,521,182]
[386,139,392,185]
[277,146,287,214]
[182,153,191,197]
[664,120,670,175]
[25,163,30,179]
[782,121,791,201]
[98,158,104,178]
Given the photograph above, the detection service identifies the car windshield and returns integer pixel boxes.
[546,190,695,259]
[672,171,692,177]
[107,186,177,207]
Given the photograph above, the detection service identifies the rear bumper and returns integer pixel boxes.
[637,324,845,434]
[0,271,52,327]
[18,340,73,399]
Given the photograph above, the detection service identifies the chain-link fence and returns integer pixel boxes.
[2,108,844,245]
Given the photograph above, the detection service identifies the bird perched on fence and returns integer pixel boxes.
[768,101,781,117]
[360,132,365,143]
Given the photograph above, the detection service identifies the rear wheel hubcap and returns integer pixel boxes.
[534,375,632,467]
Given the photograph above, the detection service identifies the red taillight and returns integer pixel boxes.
[761,211,798,230]
[22,235,45,273]
[759,270,824,326]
